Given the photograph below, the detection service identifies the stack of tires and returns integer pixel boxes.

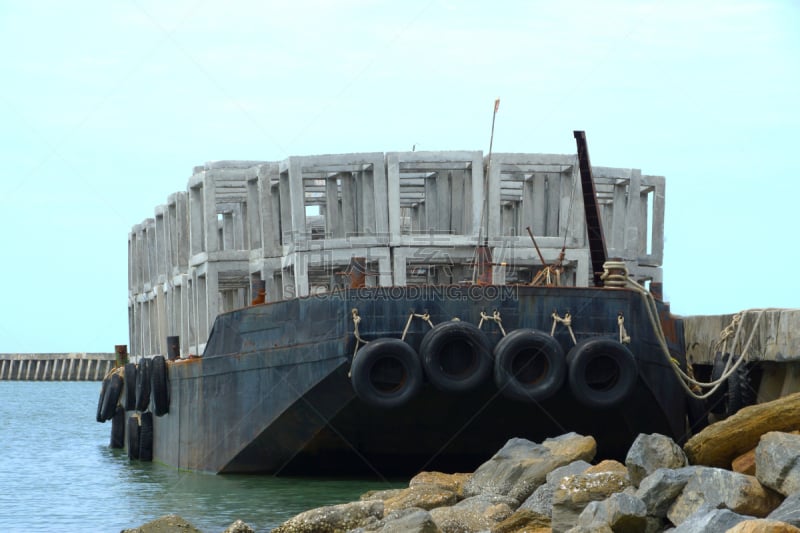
[350,318,639,410]
[95,355,170,462]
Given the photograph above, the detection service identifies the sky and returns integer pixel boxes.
[1,0,798,353]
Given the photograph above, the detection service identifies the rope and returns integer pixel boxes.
[351,308,370,358]
[401,312,435,341]
[617,312,631,344]
[551,311,577,345]
[599,261,768,400]
[478,310,507,336]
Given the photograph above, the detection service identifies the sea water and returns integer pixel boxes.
[0,381,401,532]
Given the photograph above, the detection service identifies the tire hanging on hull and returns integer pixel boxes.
[110,406,125,449]
[139,412,154,462]
[123,363,137,411]
[419,320,492,393]
[127,415,140,460]
[566,337,638,409]
[100,373,123,422]
[136,358,151,412]
[151,355,169,416]
[493,328,566,402]
[351,338,423,409]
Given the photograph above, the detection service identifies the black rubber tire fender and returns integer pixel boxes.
[127,415,140,460]
[566,337,639,409]
[135,358,151,412]
[96,377,109,423]
[708,352,730,415]
[351,338,423,409]
[139,412,154,462]
[493,328,566,402]
[725,363,756,418]
[123,363,137,411]
[151,355,169,416]
[100,373,123,422]
[419,320,493,393]
[110,406,125,449]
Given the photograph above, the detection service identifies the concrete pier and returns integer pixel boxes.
[0,353,115,381]
[128,149,667,358]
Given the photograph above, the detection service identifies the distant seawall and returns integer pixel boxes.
[0,353,115,381]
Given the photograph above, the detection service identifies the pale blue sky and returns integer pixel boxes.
[1,0,798,353]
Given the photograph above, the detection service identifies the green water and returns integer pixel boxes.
[0,381,402,532]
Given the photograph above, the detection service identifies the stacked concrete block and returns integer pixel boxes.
[485,153,590,286]
[127,150,667,358]
[386,151,485,286]
[592,168,665,283]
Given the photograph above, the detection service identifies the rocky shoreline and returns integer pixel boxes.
[124,392,800,533]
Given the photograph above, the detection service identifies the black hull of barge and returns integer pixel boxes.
[153,285,688,475]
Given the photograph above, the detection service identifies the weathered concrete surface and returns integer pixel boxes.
[683,308,800,364]
[684,392,800,468]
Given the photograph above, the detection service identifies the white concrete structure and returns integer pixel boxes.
[128,150,667,357]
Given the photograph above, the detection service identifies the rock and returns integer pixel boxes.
[121,514,203,533]
[726,519,800,533]
[574,492,647,533]
[683,391,800,468]
[223,519,255,533]
[379,484,457,513]
[491,509,552,533]
[625,433,688,487]
[551,461,631,532]
[361,488,406,501]
[756,431,800,496]
[666,467,782,526]
[734,448,757,475]
[669,507,752,533]
[409,472,471,499]
[768,493,800,526]
[271,500,383,533]
[634,466,696,518]
[429,494,516,533]
[357,508,441,533]
[463,433,596,503]
[520,460,592,516]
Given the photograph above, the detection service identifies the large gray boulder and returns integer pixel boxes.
[520,460,592,516]
[355,508,441,533]
[667,467,782,526]
[271,500,383,533]
[574,492,647,533]
[462,434,596,504]
[669,507,752,533]
[429,494,516,533]
[768,492,800,527]
[551,460,631,532]
[756,431,800,496]
[625,433,688,487]
[635,466,697,518]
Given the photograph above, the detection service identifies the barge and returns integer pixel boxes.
[99,131,703,475]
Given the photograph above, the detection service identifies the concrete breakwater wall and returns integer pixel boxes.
[0,353,115,381]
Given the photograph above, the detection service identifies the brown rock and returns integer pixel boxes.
[551,465,631,531]
[271,500,384,533]
[121,515,203,533]
[683,391,800,468]
[409,471,471,499]
[223,519,255,533]
[490,508,551,533]
[726,519,800,533]
[585,460,629,477]
[382,484,458,513]
[733,448,757,475]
